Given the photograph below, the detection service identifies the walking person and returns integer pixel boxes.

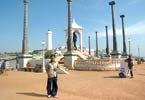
[45,54,59,98]
[125,55,134,78]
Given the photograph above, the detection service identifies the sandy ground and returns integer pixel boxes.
[0,63,145,100]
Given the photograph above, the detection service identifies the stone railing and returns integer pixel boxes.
[74,59,121,71]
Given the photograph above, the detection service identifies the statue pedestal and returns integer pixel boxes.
[111,51,121,58]
[64,52,78,69]
[104,54,111,59]
[121,52,128,58]
[18,54,32,68]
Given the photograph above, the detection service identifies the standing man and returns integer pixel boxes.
[125,55,134,78]
[45,54,59,98]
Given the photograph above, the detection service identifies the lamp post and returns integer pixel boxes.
[41,41,46,72]
[128,38,131,55]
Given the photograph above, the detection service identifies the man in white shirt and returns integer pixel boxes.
[45,54,59,98]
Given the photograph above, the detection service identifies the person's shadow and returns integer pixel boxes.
[16,92,46,98]
[104,76,120,78]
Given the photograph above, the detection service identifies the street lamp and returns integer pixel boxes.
[41,40,46,72]
[128,38,131,55]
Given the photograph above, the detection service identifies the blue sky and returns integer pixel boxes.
[0,0,145,57]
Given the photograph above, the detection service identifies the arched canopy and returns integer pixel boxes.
[64,19,83,34]
[64,19,83,52]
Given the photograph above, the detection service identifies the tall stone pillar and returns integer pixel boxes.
[67,0,72,52]
[105,26,110,57]
[96,32,98,57]
[109,1,120,58]
[19,0,32,69]
[64,0,77,69]
[88,36,91,55]
[120,15,127,57]
[79,32,83,52]
[22,0,29,54]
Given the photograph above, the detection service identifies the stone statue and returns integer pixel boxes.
[73,32,77,50]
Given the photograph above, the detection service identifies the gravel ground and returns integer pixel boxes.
[0,63,145,100]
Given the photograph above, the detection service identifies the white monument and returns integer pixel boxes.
[64,0,83,69]
[64,19,83,52]
[46,29,53,50]
[64,19,83,69]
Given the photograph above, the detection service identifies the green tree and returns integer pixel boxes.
[32,50,39,54]
[45,50,54,59]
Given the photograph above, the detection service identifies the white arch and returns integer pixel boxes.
[64,19,83,52]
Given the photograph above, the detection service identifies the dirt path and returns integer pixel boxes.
[0,63,145,100]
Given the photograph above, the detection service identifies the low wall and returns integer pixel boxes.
[18,59,50,72]
[74,59,120,71]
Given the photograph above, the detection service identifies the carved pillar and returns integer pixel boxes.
[109,1,117,51]
[109,1,120,57]
[105,26,109,55]
[96,32,98,57]
[80,32,83,52]
[19,0,32,68]
[120,15,127,56]
[22,0,29,54]
[67,0,72,52]
[88,36,91,55]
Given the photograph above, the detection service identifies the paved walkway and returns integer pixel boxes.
[0,63,145,100]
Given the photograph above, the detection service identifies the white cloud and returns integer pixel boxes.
[99,20,145,37]
[126,21,145,35]
[127,0,142,6]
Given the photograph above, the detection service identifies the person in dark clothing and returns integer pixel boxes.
[73,32,77,50]
[125,55,134,78]
[45,55,59,98]
[0,60,7,75]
